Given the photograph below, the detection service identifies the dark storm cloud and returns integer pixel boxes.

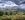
[0,2,5,3]
[0,0,25,5]
[0,1,3,3]
[21,1,25,4]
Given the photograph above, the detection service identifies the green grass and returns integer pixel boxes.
[0,15,25,20]
[0,16,2,20]
[0,15,15,20]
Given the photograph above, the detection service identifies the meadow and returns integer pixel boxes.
[0,14,25,20]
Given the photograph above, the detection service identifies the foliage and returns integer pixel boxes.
[10,11,12,15]
[0,12,3,16]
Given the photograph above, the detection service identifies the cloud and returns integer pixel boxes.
[20,4,25,9]
[0,1,18,8]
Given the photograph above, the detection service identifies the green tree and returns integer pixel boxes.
[10,11,12,15]
[5,12,8,15]
[0,11,3,16]
[23,12,25,15]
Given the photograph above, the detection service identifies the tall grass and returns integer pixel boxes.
[0,15,25,20]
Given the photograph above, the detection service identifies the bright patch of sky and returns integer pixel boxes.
[4,1,18,7]
[20,4,25,9]
[0,1,18,8]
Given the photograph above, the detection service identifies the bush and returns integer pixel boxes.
[0,12,3,16]
[10,12,12,15]
[5,12,8,15]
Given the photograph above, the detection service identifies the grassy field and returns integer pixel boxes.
[0,14,25,20]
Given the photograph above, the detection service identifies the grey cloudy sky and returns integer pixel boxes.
[0,0,25,9]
